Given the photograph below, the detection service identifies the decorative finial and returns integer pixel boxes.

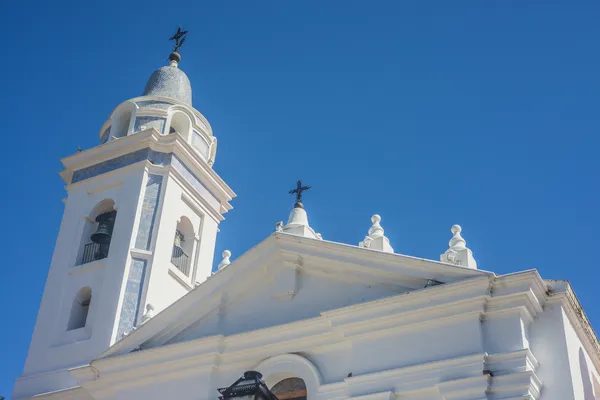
[440,224,477,269]
[288,180,311,209]
[449,225,467,250]
[359,214,394,253]
[168,26,188,66]
[218,250,231,270]
[77,146,82,153]
[281,186,322,239]
[368,214,384,238]
[275,221,284,232]
[141,303,155,323]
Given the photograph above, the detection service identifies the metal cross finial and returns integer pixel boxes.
[289,180,311,208]
[169,26,188,53]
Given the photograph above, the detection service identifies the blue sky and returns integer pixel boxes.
[1,0,599,397]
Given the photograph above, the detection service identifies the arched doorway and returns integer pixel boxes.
[271,378,307,400]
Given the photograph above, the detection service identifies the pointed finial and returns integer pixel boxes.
[359,214,394,253]
[218,250,231,270]
[441,224,477,269]
[141,303,155,323]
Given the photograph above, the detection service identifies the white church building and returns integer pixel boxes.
[13,40,600,400]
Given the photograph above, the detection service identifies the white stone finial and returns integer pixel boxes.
[449,225,466,249]
[368,214,384,238]
[141,303,155,324]
[441,224,477,269]
[359,214,394,253]
[218,250,231,270]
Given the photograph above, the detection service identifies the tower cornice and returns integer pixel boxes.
[61,129,235,213]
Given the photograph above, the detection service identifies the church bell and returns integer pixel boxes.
[91,210,117,245]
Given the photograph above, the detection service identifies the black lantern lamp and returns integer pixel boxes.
[218,371,279,400]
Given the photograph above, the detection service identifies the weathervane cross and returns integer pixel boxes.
[289,180,311,207]
[169,26,188,53]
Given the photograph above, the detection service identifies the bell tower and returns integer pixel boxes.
[13,35,235,400]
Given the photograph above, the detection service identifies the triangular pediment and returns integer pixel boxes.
[98,233,491,359]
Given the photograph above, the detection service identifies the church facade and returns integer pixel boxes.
[13,44,600,400]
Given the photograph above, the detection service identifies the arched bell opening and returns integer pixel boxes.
[67,286,92,331]
[76,200,117,265]
[110,103,135,140]
[168,111,192,141]
[171,216,195,276]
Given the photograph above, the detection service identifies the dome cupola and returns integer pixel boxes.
[142,64,192,105]
[142,27,192,105]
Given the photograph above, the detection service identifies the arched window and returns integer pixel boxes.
[110,105,134,139]
[77,200,117,265]
[171,216,195,276]
[67,287,92,331]
[168,111,191,141]
[271,378,307,400]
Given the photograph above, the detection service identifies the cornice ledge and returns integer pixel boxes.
[488,371,542,400]
[157,133,235,200]
[61,129,158,170]
[222,316,330,349]
[493,270,547,304]
[69,364,98,385]
[275,234,494,280]
[88,353,219,390]
[336,296,488,337]
[437,375,490,400]
[92,335,224,373]
[134,108,169,118]
[315,381,347,400]
[220,332,340,364]
[15,386,89,400]
[483,305,536,326]
[349,310,483,342]
[348,391,395,400]
[347,353,485,387]
[485,349,539,376]
[321,276,492,323]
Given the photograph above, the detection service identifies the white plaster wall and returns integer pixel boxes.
[530,304,576,400]
[195,214,218,282]
[349,316,483,376]
[141,170,220,317]
[562,307,600,400]
[68,275,598,400]
[173,270,407,343]
[482,311,529,354]
[15,165,147,398]
[86,316,484,400]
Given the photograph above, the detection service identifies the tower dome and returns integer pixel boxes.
[142,63,192,105]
